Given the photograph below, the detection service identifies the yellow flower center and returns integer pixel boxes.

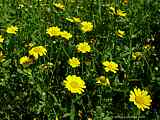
[108,63,114,69]
[33,48,41,52]
[70,81,80,89]
[135,96,144,105]
[72,60,78,64]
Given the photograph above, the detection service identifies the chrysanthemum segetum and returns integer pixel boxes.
[0,35,4,43]
[46,26,61,37]
[60,31,72,40]
[116,30,125,38]
[116,9,127,17]
[68,57,80,68]
[123,0,128,4]
[96,76,110,86]
[73,17,81,23]
[132,52,142,60]
[80,21,93,32]
[20,56,32,64]
[144,44,151,49]
[109,7,127,17]
[0,51,5,62]
[29,46,47,59]
[76,42,91,53]
[102,61,118,73]
[129,88,152,111]
[66,18,74,22]
[54,3,64,10]
[66,17,81,23]
[6,26,18,34]
[64,75,86,94]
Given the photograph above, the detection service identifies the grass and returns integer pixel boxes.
[0,0,160,119]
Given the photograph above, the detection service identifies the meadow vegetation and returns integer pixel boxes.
[0,0,160,119]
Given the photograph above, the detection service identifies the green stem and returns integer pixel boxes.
[142,55,153,77]
[81,55,84,75]
[137,110,141,120]
[60,41,70,58]
[62,46,70,58]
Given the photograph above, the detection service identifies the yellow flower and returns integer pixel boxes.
[25,42,35,48]
[129,88,152,111]
[66,17,81,23]
[60,31,72,40]
[144,44,151,49]
[109,7,127,17]
[54,3,64,10]
[80,21,93,32]
[132,52,142,60]
[68,57,80,68]
[116,9,127,17]
[116,30,125,38]
[0,51,3,57]
[66,18,74,22]
[73,17,81,23]
[96,76,110,86]
[29,46,47,59]
[6,26,18,34]
[46,26,61,37]
[64,75,86,94]
[20,56,32,64]
[0,51,5,62]
[102,61,118,73]
[76,42,91,53]
[123,0,128,4]
[0,35,4,43]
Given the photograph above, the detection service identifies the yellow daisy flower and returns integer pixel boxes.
[29,46,47,59]
[6,26,18,34]
[73,17,81,23]
[64,75,86,94]
[132,52,142,60]
[68,57,80,68]
[109,7,127,17]
[144,44,151,49]
[0,51,5,62]
[116,9,127,17]
[96,76,110,86]
[76,42,91,53]
[20,56,32,64]
[80,21,93,32]
[102,61,118,73]
[116,30,125,38]
[54,3,64,10]
[66,17,81,23]
[46,26,61,37]
[129,88,152,111]
[123,0,128,4]
[0,35,4,43]
[66,18,74,22]
[60,31,72,40]
[144,44,154,50]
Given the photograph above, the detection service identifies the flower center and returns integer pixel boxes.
[108,64,113,69]
[34,48,41,53]
[81,46,87,51]
[135,96,144,105]
[70,81,79,89]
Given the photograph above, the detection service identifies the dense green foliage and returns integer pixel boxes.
[0,0,159,119]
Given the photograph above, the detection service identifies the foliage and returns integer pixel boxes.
[0,0,160,119]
